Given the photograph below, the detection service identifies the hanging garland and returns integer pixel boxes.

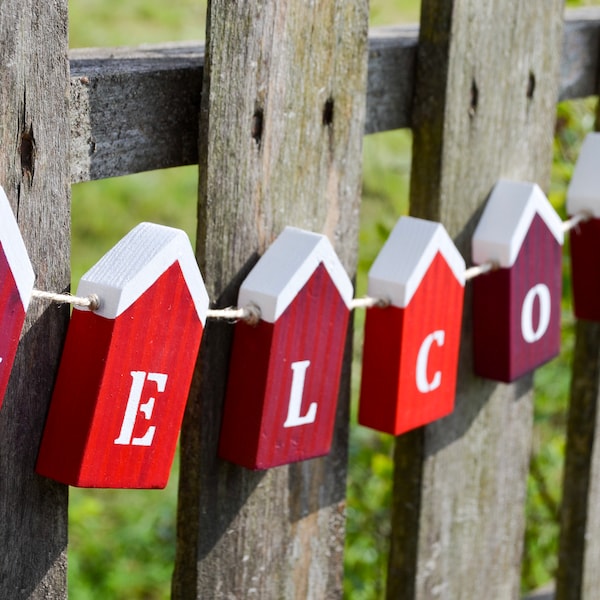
[2,133,599,489]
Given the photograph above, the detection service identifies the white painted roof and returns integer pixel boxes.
[237,226,353,323]
[567,132,600,217]
[0,186,35,310]
[368,216,465,309]
[472,180,564,268]
[76,222,209,323]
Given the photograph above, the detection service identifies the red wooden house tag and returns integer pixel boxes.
[0,185,34,410]
[36,223,209,488]
[566,133,600,321]
[472,180,563,382]
[218,226,353,470]
[358,216,465,436]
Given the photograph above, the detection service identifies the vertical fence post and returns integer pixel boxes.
[558,101,600,600]
[0,1,70,598]
[172,1,369,597]
[557,319,600,599]
[387,1,564,598]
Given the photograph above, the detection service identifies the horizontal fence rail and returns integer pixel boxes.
[69,8,600,184]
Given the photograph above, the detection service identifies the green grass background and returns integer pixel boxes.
[67,1,600,597]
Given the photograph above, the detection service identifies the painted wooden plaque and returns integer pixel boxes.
[0,186,35,410]
[36,223,209,488]
[566,133,600,321]
[358,217,465,436]
[218,227,353,470]
[472,180,563,382]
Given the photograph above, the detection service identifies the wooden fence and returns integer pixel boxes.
[1,1,600,598]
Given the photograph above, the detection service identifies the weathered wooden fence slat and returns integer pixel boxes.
[557,319,600,600]
[388,1,564,599]
[557,97,600,599]
[69,8,600,183]
[172,1,369,598]
[0,1,70,598]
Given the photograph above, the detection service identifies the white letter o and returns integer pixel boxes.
[521,283,551,344]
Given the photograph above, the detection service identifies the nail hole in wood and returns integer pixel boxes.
[527,71,536,100]
[20,126,35,182]
[469,79,478,117]
[323,97,334,127]
[251,108,264,145]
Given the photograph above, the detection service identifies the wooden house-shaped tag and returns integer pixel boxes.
[472,180,563,382]
[36,223,209,488]
[358,216,465,436]
[218,226,353,470]
[0,186,34,410]
[566,132,600,321]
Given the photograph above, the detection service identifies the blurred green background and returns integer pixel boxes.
[68,1,600,598]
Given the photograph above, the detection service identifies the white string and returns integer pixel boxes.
[562,210,592,232]
[464,261,497,281]
[27,211,596,316]
[206,304,261,324]
[349,296,390,310]
[27,291,394,319]
[206,307,248,320]
[30,289,100,310]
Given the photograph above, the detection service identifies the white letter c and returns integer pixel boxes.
[416,330,445,393]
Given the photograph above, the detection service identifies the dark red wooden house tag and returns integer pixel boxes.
[218,226,353,470]
[472,180,563,382]
[566,133,600,321]
[0,186,35,410]
[36,223,209,488]
[358,216,465,436]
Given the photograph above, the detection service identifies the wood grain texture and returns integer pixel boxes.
[172,1,368,597]
[0,0,70,597]
[69,43,203,183]
[67,9,600,182]
[365,25,418,134]
[387,1,564,598]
